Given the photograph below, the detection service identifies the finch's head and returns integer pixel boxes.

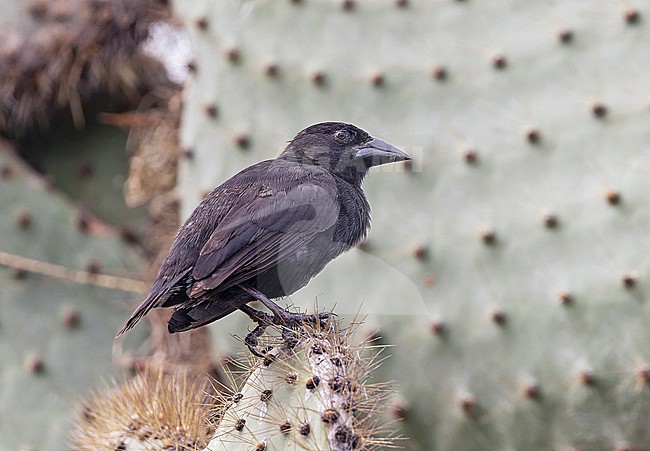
[279,122,411,183]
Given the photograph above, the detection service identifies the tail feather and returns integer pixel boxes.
[116,292,160,337]
[168,301,241,333]
[116,269,192,337]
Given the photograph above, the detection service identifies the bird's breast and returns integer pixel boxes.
[333,181,371,247]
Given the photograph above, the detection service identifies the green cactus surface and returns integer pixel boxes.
[173,1,650,449]
[19,123,150,243]
[0,142,147,450]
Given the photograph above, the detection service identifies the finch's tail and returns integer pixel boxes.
[116,292,159,337]
[167,300,241,333]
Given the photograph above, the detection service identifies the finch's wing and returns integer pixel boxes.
[189,178,340,297]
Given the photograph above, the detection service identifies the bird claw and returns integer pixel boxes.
[244,332,259,348]
[319,311,336,320]
[281,328,299,348]
[244,320,271,358]
[240,302,335,357]
[246,344,265,358]
[272,310,333,328]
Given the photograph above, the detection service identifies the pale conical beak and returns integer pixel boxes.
[355,137,412,167]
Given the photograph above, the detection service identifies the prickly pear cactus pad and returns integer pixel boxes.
[209,320,391,451]
[174,1,650,449]
[19,123,150,239]
[0,143,147,450]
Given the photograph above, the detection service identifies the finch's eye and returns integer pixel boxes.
[334,130,351,142]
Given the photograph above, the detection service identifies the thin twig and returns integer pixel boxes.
[0,250,148,293]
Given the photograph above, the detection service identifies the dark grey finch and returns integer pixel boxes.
[117,122,411,337]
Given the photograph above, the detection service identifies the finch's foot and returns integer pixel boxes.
[239,284,333,328]
[240,304,273,357]
[272,309,333,328]
[238,286,335,356]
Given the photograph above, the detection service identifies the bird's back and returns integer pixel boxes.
[155,159,319,300]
